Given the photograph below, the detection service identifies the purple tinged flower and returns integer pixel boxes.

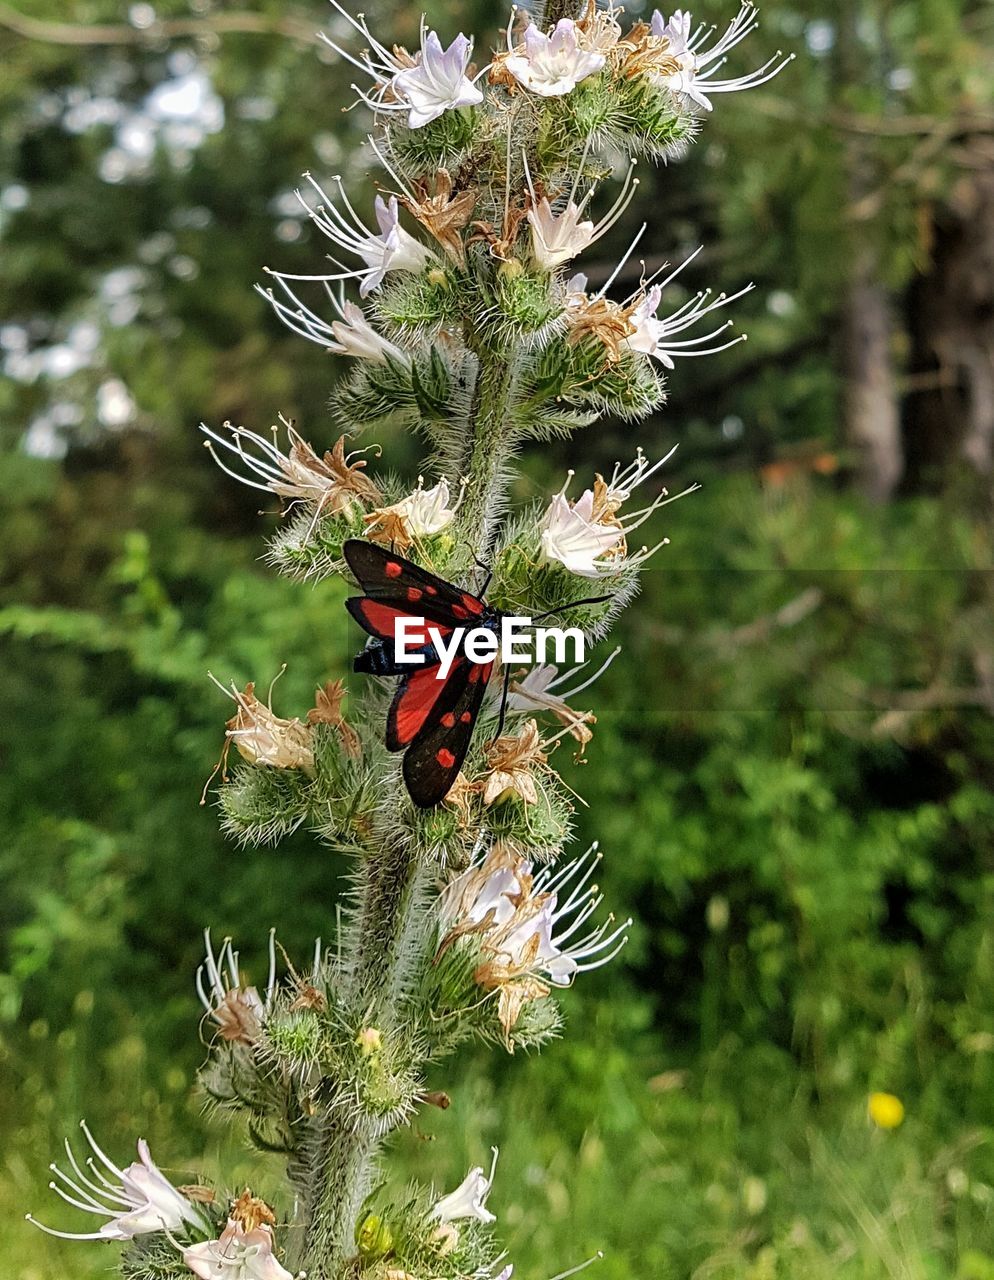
[183,1217,294,1280]
[26,1123,205,1242]
[650,3,794,111]
[264,178,433,304]
[393,31,484,127]
[505,19,606,97]
[321,5,485,129]
[431,1149,500,1224]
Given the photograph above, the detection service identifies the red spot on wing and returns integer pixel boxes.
[385,561,402,579]
[467,661,493,685]
[457,592,485,617]
[436,748,456,769]
[426,585,438,595]
[460,711,472,723]
[450,604,469,620]
[407,587,423,602]
[441,712,456,728]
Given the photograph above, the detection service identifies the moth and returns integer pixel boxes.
[343,539,608,808]
[343,539,503,808]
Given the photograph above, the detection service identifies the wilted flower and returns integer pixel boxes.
[212,677,315,773]
[576,0,624,54]
[504,19,606,97]
[399,167,479,265]
[480,719,548,806]
[321,5,485,128]
[525,156,639,271]
[183,1211,292,1280]
[507,646,621,746]
[439,843,630,1041]
[202,419,382,518]
[650,4,794,111]
[197,928,276,1045]
[307,679,362,757]
[431,1149,499,1224]
[260,276,405,363]
[27,1123,204,1241]
[539,447,693,578]
[365,476,464,548]
[268,177,432,299]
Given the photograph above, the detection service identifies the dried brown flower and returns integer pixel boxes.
[307,679,361,758]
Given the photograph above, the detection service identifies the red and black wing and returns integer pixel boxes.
[401,658,494,808]
[343,539,486,627]
[345,597,444,650]
[342,539,494,807]
[385,663,459,751]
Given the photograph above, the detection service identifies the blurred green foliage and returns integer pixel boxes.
[2,0,994,1277]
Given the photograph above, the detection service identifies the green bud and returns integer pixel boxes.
[356,1211,394,1259]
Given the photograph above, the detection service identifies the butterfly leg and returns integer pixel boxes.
[530,593,612,622]
[491,661,513,743]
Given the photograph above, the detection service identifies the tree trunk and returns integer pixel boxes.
[840,247,904,501]
[904,169,994,488]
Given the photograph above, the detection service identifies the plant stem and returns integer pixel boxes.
[296,341,520,1278]
[456,348,518,558]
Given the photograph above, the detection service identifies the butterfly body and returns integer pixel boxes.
[343,539,500,808]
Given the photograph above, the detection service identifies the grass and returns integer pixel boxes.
[3,999,993,1280]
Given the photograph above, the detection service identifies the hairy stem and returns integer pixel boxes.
[295,809,433,1276]
[296,334,521,1278]
[455,348,519,558]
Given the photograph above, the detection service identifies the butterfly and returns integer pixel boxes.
[343,538,503,808]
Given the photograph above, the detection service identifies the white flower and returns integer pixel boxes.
[196,928,276,1044]
[393,29,485,127]
[567,241,753,367]
[399,477,463,537]
[183,1217,293,1280]
[364,475,465,546]
[26,1123,204,1242]
[432,1149,499,1224]
[626,256,754,367]
[201,419,382,523]
[321,6,485,129]
[267,176,432,300]
[505,19,606,97]
[507,646,621,743]
[539,447,694,577]
[441,843,631,989]
[524,155,639,271]
[539,490,627,577]
[650,4,794,111]
[260,278,404,364]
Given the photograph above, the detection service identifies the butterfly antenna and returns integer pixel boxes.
[459,543,493,597]
[530,594,612,622]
